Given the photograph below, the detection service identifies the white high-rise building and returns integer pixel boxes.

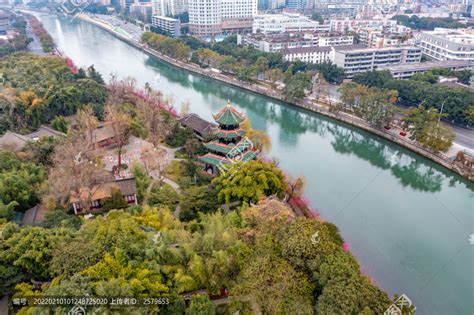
[222,0,256,19]
[188,0,222,37]
[152,0,188,16]
[189,0,257,37]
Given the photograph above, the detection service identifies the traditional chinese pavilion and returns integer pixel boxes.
[199,101,257,174]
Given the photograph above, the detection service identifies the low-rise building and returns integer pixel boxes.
[333,45,422,78]
[237,31,353,53]
[358,27,410,48]
[70,177,138,214]
[0,10,12,32]
[179,113,217,140]
[252,13,329,34]
[152,15,181,37]
[283,46,334,64]
[21,204,47,226]
[0,125,65,152]
[378,60,473,79]
[130,2,153,23]
[418,28,474,62]
[329,18,398,33]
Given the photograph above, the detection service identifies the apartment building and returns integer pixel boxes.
[286,0,307,11]
[283,46,334,64]
[418,28,474,62]
[252,13,329,34]
[151,0,188,16]
[130,3,153,22]
[329,18,398,33]
[221,0,257,33]
[333,45,422,78]
[188,0,256,37]
[237,31,353,52]
[359,29,406,48]
[188,0,223,36]
[152,15,181,37]
[0,11,11,32]
[378,60,472,79]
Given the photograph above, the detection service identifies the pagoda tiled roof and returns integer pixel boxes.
[199,153,232,166]
[215,128,246,140]
[204,138,255,156]
[199,149,257,167]
[213,101,246,126]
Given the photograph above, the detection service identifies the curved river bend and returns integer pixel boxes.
[36,14,473,315]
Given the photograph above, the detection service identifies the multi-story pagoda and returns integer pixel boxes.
[199,101,257,175]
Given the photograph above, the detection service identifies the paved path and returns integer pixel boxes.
[25,21,45,55]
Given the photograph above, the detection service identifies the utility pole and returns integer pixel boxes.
[438,100,446,126]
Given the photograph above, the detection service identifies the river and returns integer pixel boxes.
[36,13,473,314]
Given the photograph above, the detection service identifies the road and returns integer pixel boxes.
[26,22,45,55]
[448,123,474,150]
[326,83,474,152]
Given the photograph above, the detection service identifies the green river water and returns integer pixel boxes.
[37,14,473,314]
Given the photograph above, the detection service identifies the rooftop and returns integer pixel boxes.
[423,28,474,45]
[21,204,47,226]
[27,125,65,140]
[335,45,419,53]
[152,15,180,22]
[378,60,472,72]
[212,101,246,126]
[70,177,137,204]
[179,113,217,135]
[283,46,333,54]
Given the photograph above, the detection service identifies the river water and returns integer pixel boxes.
[36,13,473,314]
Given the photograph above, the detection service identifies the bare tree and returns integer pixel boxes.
[48,131,111,212]
[180,100,190,117]
[105,104,131,170]
[76,105,98,147]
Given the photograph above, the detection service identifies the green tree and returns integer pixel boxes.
[283,72,312,101]
[265,68,284,88]
[403,105,448,141]
[0,151,46,211]
[234,254,314,314]
[311,12,324,24]
[212,160,285,203]
[418,123,455,152]
[185,294,217,315]
[102,187,129,211]
[255,56,269,80]
[147,183,180,209]
[0,201,19,221]
[23,136,59,166]
[219,55,238,74]
[51,115,69,133]
[41,210,82,229]
[178,185,219,221]
[0,226,72,280]
[236,66,255,82]
[357,88,399,128]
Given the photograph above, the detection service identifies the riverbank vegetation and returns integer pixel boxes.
[0,53,400,314]
[0,53,107,133]
[141,32,344,100]
[353,70,474,127]
[26,14,54,53]
[338,82,456,152]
